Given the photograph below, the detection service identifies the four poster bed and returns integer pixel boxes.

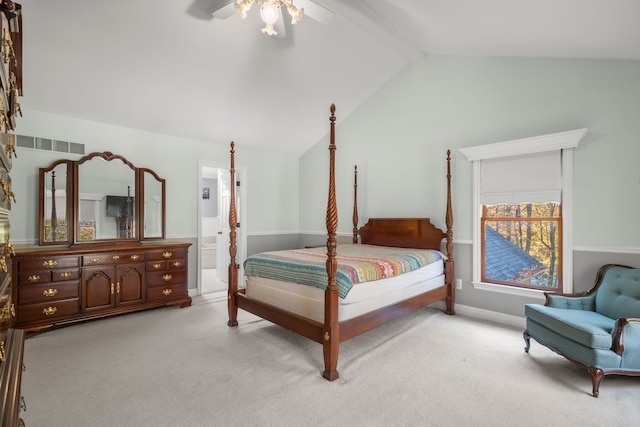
[226,104,455,380]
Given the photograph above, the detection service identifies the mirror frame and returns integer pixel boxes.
[38,159,73,246]
[38,151,166,246]
[140,167,166,241]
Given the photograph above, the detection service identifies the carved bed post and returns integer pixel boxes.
[228,141,239,327]
[352,165,358,244]
[323,104,340,381]
[444,149,455,315]
[50,171,57,241]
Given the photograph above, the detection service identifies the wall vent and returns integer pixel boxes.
[16,134,85,155]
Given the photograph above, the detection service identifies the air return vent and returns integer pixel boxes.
[16,134,85,155]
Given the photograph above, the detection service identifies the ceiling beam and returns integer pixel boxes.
[322,0,424,63]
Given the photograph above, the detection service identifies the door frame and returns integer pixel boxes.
[196,160,247,296]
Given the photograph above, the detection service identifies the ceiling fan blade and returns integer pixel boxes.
[297,0,335,25]
[211,0,236,19]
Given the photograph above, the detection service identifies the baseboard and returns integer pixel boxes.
[454,303,526,329]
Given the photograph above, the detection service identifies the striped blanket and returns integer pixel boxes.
[243,244,445,298]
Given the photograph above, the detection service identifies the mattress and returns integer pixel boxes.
[245,259,445,322]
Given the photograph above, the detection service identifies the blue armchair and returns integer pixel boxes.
[524,264,640,397]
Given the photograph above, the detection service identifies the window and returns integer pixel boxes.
[460,128,588,296]
[482,202,562,290]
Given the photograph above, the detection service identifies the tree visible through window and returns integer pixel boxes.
[482,202,562,291]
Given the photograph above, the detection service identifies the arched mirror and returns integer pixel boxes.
[39,160,73,245]
[38,152,166,246]
[76,153,137,242]
[141,168,165,240]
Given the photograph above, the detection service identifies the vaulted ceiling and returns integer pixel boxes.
[20,0,640,155]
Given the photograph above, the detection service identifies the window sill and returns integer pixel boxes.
[471,281,546,299]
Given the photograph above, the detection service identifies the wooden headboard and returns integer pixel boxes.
[358,218,446,250]
[351,150,454,257]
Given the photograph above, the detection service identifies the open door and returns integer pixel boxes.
[198,162,246,295]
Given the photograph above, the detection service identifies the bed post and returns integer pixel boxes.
[228,141,239,327]
[323,104,340,381]
[352,165,358,244]
[444,149,455,315]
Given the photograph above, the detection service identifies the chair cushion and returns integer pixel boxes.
[525,304,615,350]
[595,266,640,319]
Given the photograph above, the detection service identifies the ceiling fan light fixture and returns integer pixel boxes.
[235,0,304,35]
[287,4,304,24]
[235,0,252,19]
[260,0,279,35]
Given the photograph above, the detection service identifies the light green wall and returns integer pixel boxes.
[11,110,299,243]
[300,55,640,251]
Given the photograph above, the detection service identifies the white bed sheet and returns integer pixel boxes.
[245,260,445,323]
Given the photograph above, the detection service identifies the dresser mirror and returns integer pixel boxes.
[141,168,165,239]
[39,159,73,245]
[38,152,166,245]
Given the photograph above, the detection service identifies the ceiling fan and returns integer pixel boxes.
[189,0,335,38]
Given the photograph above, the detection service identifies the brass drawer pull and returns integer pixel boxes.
[10,303,15,318]
[90,257,100,263]
[5,134,16,159]
[43,288,58,297]
[60,272,72,279]
[152,263,162,270]
[28,274,41,282]
[162,288,173,296]
[162,274,172,282]
[172,261,182,267]
[2,27,15,64]
[43,259,58,268]
[0,341,4,362]
[162,251,173,259]
[112,255,120,260]
[130,254,140,261]
[43,306,58,316]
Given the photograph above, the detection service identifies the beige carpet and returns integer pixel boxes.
[20,294,638,426]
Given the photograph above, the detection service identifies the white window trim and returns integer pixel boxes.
[459,128,588,297]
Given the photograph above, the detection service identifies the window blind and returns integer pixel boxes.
[480,150,561,205]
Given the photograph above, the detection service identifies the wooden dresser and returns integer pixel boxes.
[0,2,24,426]
[11,241,192,332]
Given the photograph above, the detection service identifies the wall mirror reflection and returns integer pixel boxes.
[39,160,72,245]
[77,154,136,241]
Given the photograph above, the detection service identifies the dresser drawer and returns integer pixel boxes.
[147,248,187,262]
[146,260,167,272]
[147,283,186,301]
[51,268,80,282]
[20,256,79,271]
[167,259,186,270]
[82,252,145,266]
[146,270,186,287]
[146,259,185,272]
[19,282,80,305]
[18,270,49,285]
[18,299,80,324]
[18,268,79,285]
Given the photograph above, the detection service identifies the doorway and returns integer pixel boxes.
[197,161,247,296]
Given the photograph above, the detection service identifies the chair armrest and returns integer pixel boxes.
[612,318,640,358]
[544,292,596,310]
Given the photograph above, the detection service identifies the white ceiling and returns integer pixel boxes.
[19,0,640,155]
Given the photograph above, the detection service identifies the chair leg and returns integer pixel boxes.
[523,330,531,353]
[587,366,604,398]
